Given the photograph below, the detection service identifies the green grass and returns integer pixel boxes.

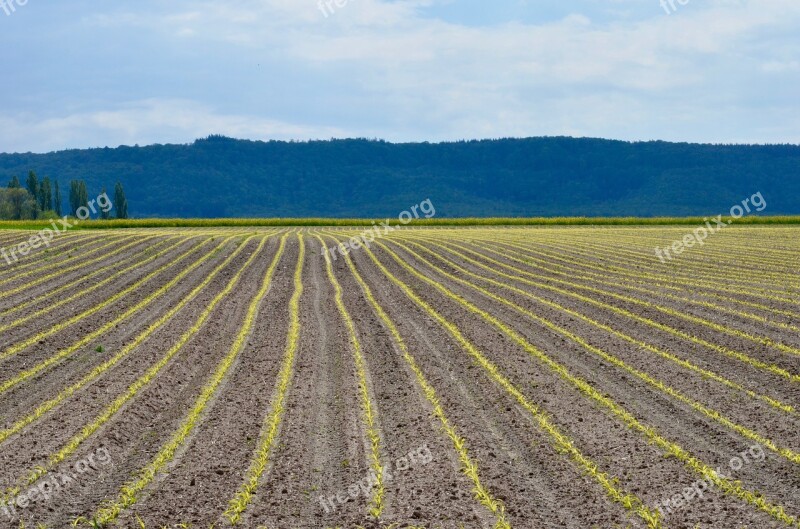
[0,215,799,230]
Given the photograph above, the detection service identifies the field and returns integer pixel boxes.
[0,225,797,528]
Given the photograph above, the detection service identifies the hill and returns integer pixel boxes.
[0,136,798,218]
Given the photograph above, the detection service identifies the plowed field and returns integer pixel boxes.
[0,226,797,529]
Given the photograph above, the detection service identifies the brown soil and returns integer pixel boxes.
[0,228,797,529]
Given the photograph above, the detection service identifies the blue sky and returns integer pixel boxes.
[1,0,798,152]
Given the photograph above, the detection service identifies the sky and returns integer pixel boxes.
[0,0,798,153]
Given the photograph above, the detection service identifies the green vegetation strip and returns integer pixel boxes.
[2,216,800,230]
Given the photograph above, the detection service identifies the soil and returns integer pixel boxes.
[0,227,797,529]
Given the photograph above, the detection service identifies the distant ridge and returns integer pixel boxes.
[1,136,798,218]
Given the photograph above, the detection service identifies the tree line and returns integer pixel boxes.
[1,137,800,217]
[0,171,128,220]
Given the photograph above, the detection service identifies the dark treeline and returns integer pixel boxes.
[0,171,128,220]
[1,136,799,217]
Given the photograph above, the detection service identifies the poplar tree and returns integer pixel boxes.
[100,187,111,219]
[78,181,88,215]
[69,180,89,216]
[26,171,38,202]
[69,180,79,216]
[53,179,63,216]
[114,182,128,219]
[38,176,52,212]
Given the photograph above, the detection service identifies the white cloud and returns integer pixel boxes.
[0,100,349,153]
[4,0,800,149]
[762,60,800,73]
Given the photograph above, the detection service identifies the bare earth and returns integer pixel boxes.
[0,226,797,529]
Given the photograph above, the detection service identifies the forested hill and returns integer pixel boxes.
[1,136,798,218]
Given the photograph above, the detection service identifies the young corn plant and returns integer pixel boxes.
[75,236,289,527]
[372,239,799,528]
[326,234,512,529]
[224,234,304,525]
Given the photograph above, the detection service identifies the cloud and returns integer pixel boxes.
[0,100,349,153]
[1,0,799,150]
[762,60,800,73]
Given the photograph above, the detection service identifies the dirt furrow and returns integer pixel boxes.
[342,240,658,529]
[0,237,233,408]
[367,241,791,529]
[8,237,281,526]
[382,239,800,516]
[113,238,297,527]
